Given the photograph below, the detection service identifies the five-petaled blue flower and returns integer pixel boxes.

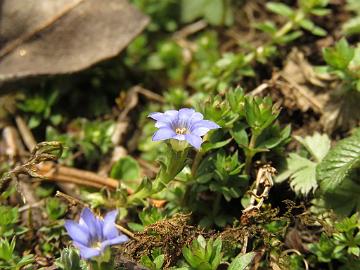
[149,108,220,149]
[64,208,128,259]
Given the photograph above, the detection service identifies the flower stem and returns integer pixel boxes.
[127,148,188,204]
[152,149,188,192]
[191,151,204,177]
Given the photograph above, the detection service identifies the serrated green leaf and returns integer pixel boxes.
[228,252,256,270]
[283,153,318,196]
[317,128,360,191]
[335,214,359,232]
[315,180,360,216]
[295,132,331,162]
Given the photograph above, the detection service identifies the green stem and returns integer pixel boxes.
[244,132,258,176]
[191,151,204,177]
[128,148,188,204]
[212,193,222,217]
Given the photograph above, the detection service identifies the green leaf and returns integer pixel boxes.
[230,122,249,146]
[314,180,360,216]
[294,132,331,162]
[154,254,165,269]
[111,156,140,189]
[201,137,232,153]
[335,214,359,232]
[279,153,318,196]
[127,222,144,232]
[317,128,360,191]
[228,252,256,270]
[299,18,327,36]
[181,0,205,23]
[181,0,233,26]
[276,30,303,44]
[266,2,294,18]
[323,38,355,70]
[140,255,156,269]
[182,246,200,268]
[343,17,360,36]
[255,21,277,35]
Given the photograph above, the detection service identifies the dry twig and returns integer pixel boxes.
[0,141,63,193]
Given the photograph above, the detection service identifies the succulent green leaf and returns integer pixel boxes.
[266,2,294,18]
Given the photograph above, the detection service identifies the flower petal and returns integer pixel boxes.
[191,120,220,130]
[148,112,164,121]
[100,235,129,250]
[185,134,203,149]
[149,110,178,123]
[179,108,195,119]
[73,242,101,259]
[191,127,210,137]
[103,210,119,239]
[79,208,100,240]
[155,121,171,128]
[64,220,90,246]
[190,112,204,123]
[152,128,176,141]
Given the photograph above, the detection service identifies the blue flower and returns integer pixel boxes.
[64,208,128,259]
[149,108,220,149]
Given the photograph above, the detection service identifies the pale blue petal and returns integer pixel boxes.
[191,127,210,136]
[73,242,101,259]
[185,134,203,149]
[178,108,195,119]
[155,121,172,128]
[152,128,176,141]
[190,112,204,123]
[79,208,99,240]
[191,120,220,130]
[148,112,164,121]
[65,220,90,246]
[103,210,118,239]
[100,235,129,250]
[149,110,178,123]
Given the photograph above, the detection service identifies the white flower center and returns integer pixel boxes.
[175,127,188,135]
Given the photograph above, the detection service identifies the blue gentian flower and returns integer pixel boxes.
[64,208,128,259]
[149,108,220,149]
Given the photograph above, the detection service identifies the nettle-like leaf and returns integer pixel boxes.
[294,133,331,162]
[276,132,331,196]
[278,153,317,196]
[317,128,360,191]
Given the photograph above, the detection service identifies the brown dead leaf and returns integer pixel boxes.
[0,0,149,82]
[321,89,360,133]
[279,49,327,113]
